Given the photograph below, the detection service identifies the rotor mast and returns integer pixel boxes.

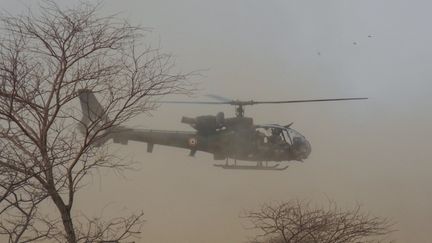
[235,104,244,117]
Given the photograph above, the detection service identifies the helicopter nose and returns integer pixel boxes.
[303,140,312,158]
[290,138,312,160]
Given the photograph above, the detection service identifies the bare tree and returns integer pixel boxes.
[242,200,394,243]
[0,1,190,242]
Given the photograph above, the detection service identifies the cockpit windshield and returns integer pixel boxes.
[283,128,305,145]
[256,125,306,146]
[256,124,311,160]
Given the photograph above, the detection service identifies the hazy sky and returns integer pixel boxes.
[2,0,432,242]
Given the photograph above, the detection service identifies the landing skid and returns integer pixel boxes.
[213,161,289,171]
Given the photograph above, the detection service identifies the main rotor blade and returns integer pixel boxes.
[251,97,368,105]
[205,94,233,102]
[156,101,230,105]
[156,97,368,106]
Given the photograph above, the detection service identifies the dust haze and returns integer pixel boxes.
[2,0,431,242]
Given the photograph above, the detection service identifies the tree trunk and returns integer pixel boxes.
[49,191,77,243]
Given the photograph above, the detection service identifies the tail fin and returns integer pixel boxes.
[78,89,108,128]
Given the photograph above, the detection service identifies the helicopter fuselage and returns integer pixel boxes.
[78,89,366,170]
[105,115,311,164]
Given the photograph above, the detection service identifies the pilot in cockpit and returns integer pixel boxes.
[268,128,284,145]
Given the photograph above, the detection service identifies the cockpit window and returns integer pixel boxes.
[283,128,305,145]
[282,130,291,144]
[255,127,286,144]
[256,125,307,146]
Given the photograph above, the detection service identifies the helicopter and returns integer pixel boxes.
[78,90,367,171]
